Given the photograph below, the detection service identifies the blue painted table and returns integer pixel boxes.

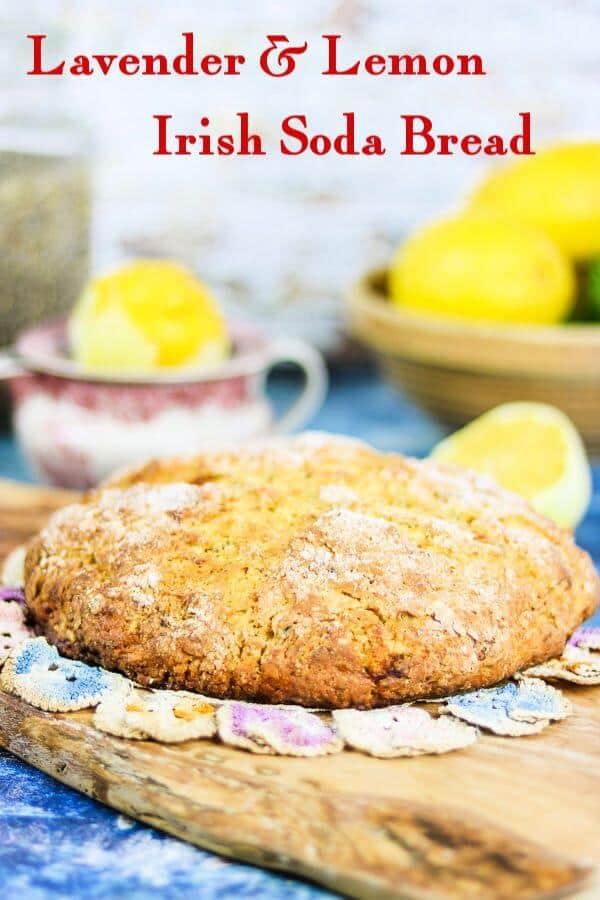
[1,369,599,899]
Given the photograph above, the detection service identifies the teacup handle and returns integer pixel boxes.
[266,338,328,434]
[0,351,25,379]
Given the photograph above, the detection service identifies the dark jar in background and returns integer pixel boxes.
[0,115,91,347]
[0,114,91,427]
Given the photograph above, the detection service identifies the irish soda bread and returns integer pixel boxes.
[24,434,599,708]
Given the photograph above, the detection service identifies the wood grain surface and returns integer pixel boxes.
[1,478,599,900]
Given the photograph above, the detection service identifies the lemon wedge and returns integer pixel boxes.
[70,260,229,372]
[430,403,591,529]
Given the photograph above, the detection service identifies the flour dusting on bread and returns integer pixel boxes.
[23,433,599,708]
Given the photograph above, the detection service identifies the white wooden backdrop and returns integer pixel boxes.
[2,0,599,350]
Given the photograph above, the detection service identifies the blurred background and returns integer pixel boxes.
[1,10,600,889]
[0,0,599,515]
[2,0,599,352]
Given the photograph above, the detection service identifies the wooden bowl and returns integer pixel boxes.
[347,269,600,456]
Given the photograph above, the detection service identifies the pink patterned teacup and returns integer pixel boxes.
[0,320,327,489]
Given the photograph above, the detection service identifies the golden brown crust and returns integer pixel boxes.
[24,433,600,708]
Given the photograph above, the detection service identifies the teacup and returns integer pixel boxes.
[0,319,327,489]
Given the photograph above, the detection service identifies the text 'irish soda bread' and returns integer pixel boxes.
[24,434,599,708]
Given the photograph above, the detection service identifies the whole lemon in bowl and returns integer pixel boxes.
[389,215,575,325]
[470,142,600,260]
[70,259,229,372]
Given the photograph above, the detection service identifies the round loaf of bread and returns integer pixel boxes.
[25,434,599,708]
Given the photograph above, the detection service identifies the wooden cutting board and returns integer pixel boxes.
[0,478,598,900]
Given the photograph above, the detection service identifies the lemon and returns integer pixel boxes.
[70,260,229,372]
[389,215,574,325]
[470,142,600,260]
[430,403,591,529]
